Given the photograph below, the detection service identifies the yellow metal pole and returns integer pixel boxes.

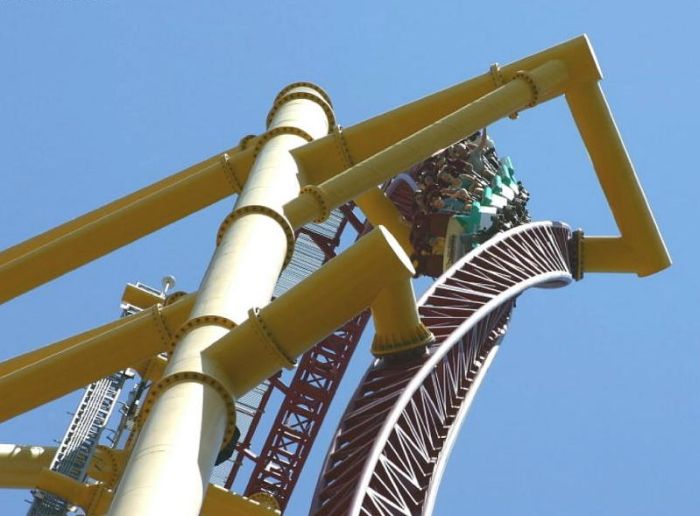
[292,35,599,187]
[0,146,253,305]
[34,469,95,509]
[0,296,192,422]
[205,226,424,395]
[565,81,671,276]
[0,445,54,489]
[0,316,126,379]
[0,293,190,378]
[0,444,124,491]
[286,59,570,230]
[108,84,333,516]
[288,36,597,250]
[354,188,413,254]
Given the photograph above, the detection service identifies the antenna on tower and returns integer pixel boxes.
[161,275,176,295]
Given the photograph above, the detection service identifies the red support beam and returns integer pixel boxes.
[244,311,371,509]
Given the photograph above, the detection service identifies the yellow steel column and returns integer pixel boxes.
[108,84,332,516]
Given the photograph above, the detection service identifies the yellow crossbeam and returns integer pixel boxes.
[0,146,252,305]
[0,35,669,312]
[0,295,193,422]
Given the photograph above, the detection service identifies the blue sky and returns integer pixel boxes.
[1,1,698,514]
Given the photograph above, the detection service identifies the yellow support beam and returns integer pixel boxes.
[354,188,413,255]
[371,278,433,356]
[0,145,253,305]
[35,469,96,509]
[0,294,194,422]
[292,35,600,187]
[0,444,54,489]
[285,59,569,230]
[0,445,274,515]
[205,226,420,396]
[565,81,670,275]
[0,314,128,379]
[0,444,124,490]
[85,446,126,488]
[288,35,668,276]
[0,34,668,314]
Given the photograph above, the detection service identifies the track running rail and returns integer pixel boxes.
[312,221,575,515]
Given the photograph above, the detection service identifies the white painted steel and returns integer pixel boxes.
[346,222,573,515]
[109,87,330,516]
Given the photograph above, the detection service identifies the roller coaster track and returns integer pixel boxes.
[311,221,577,515]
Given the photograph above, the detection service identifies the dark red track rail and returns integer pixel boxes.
[312,222,576,515]
[222,204,372,510]
[243,311,371,508]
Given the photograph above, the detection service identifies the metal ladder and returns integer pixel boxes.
[27,369,128,513]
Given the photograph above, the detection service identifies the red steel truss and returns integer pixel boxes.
[221,203,371,509]
[244,310,371,508]
[311,222,576,515]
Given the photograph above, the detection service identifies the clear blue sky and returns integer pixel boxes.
[1,1,697,514]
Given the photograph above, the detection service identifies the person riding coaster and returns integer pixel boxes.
[408,130,531,278]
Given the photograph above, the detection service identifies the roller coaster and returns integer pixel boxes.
[0,35,669,515]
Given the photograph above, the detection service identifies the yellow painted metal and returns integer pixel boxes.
[120,283,164,311]
[86,446,126,488]
[0,317,126,379]
[0,35,673,508]
[133,354,168,382]
[355,188,413,254]
[565,82,671,275]
[34,468,113,515]
[0,295,193,422]
[0,444,54,488]
[109,85,333,516]
[0,286,177,379]
[0,449,274,516]
[35,468,93,508]
[292,36,600,187]
[201,485,280,516]
[579,236,639,273]
[287,36,668,275]
[285,60,569,230]
[0,145,254,305]
[371,279,433,356]
[205,226,416,396]
[0,444,123,491]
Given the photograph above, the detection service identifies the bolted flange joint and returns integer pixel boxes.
[216,205,296,268]
[170,314,237,353]
[267,90,335,131]
[220,153,245,192]
[137,370,237,455]
[371,322,435,357]
[248,307,296,370]
[273,81,333,108]
[252,126,314,160]
[300,184,331,223]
